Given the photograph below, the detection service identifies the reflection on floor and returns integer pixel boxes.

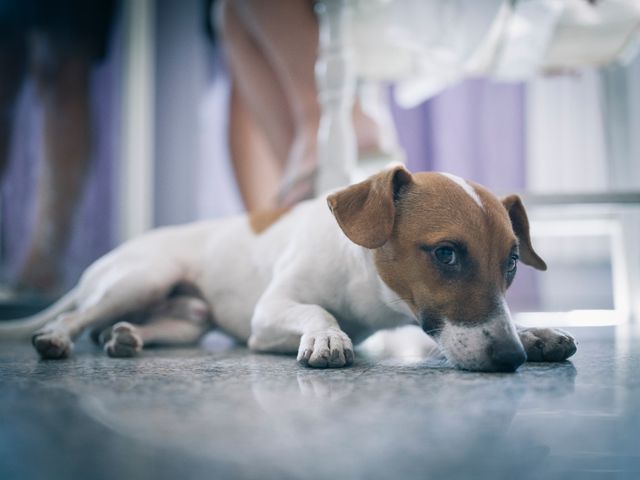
[1,327,639,480]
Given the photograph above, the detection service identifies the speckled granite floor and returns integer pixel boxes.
[1,326,639,480]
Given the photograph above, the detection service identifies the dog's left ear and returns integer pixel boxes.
[502,195,547,271]
[327,165,413,249]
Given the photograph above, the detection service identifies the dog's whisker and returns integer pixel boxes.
[388,297,414,306]
[426,327,444,335]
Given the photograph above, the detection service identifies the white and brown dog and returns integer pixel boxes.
[0,167,576,372]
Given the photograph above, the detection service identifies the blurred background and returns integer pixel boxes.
[1,0,639,328]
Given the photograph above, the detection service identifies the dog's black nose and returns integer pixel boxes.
[489,345,527,372]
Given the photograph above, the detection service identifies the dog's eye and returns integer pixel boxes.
[507,254,519,273]
[434,246,457,266]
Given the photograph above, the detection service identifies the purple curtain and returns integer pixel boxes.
[393,79,526,191]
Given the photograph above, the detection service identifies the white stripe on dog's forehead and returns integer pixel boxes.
[439,173,483,209]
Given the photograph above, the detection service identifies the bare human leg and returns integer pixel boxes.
[235,0,321,207]
[219,0,398,209]
[0,36,26,181]
[228,83,283,211]
[17,33,92,294]
[217,0,293,211]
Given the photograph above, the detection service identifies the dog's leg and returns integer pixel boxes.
[249,298,354,369]
[102,295,211,357]
[101,316,210,358]
[517,326,577,362]
[90,311,141,345]
[32,262,183,359]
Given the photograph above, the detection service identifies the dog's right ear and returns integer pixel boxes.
[327,165,413,249]
[502,194,547,271]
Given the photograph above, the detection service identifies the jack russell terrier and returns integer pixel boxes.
[0,167,576,372]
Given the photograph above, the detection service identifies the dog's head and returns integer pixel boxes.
[328,166,546,372]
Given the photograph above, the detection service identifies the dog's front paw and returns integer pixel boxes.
[297,329,354,368]
[519,327,577,362]
[32,329,73,359]
[104,322,143,358]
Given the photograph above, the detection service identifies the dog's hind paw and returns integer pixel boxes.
[519,327,577,362]
[297,329,354,368]
[104,322,143,358]
[32,329,73,359]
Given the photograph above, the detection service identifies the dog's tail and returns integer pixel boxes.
[0,289,77,340]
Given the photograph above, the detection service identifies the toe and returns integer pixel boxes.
[521,328,577,362]
[105,323,142,358]
[344,347,354,366]
[105,339,138,358]
[33,333,72,359]
[297,334,315,366]
[328,334,346,367]
[558,333,577,359]
[299,331,354,369]
[308,340,330,368]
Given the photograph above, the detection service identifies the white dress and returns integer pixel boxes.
[347,0,640,106]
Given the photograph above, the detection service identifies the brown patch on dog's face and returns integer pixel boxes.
[248,207,291,235]
[329,168,545,371]
[373,173,525,332]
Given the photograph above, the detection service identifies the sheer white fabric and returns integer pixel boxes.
[347,0,640,106]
